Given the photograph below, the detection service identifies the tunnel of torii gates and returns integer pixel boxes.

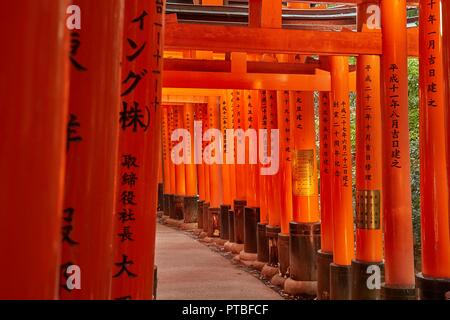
[1,0,450,301]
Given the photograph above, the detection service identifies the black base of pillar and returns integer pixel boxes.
[228,210,235,242]
[330,263,352,300]
[416,272,450,300]
[197,200,204,229]
[220,205,231,240]
[163,194,171,217]
[168,194,176,219]
[153,265,158,300]
[317,250,333,300]
[157,183,164,212]
[278,233,290,277]
[266,225,281,267]
[381,284,416,300]
[289,222,321,281]
[233,199,247,244]
[351,260,384,300]
[202,202,210,232]
[207,207,220,237]
[257,223,269,263]
[244,207,259,254]
[183,195,199,223]
[174,195,185,220]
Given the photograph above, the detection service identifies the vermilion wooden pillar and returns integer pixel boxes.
[162,106,171,217]
[60,0,124,300]
[195,104,206,203]
[234,90,247,202]
[289,92,319,224]
[352,1,384,300]
[266,91,282,233]
[286,90,321,294]
[172,104,187,221]
[417,0,450,300]
[220,95,233,207]
[184,103,198,197]
[207,96,223,236]
[317,90,334,300]
[276,91,293,232]
[182,103,199,223]
[241,90,260,255]
[232,90,247,244]
[256,90,271,263]
[443,0,450,238]
[258,90,270,226]
[0,0,69,299]
[380,0,416,299]
[318,92,333,254]
[207,97,223,208]
[219,94,233,241]
[168,106,177,197]
[275,91,293,278]
[244,90,260,209]
[111,0,164,300]
[263,90,285,275]
[173,105,187,197]
[329,56,354,300]
[203,103,211,206]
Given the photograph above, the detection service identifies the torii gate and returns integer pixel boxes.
[0,0,449,301]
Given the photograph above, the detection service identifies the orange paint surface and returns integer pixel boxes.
[266,90,282,230]
[184,103,198,196]
[112,0,164,300]
[62,0,124,300]
[277,91,293,233]
[0,0,69,299]
[329,56,354,266]
[380,0,415,287]
[418,0,450,278]
[318,91,334,253]
[289,91,320,223]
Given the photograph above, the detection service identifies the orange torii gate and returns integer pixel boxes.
[160,0,449,301]
[2,0,450,301]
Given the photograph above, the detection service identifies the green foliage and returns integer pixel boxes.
[408,58,421,269]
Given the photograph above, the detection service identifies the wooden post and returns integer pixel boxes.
[380,0,416,299]
[0,0,69,299]
[61,0,124,300]
[416,0,450,300]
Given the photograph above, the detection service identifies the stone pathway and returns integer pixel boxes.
[155,223,282,300]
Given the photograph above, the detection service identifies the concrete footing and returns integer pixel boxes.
[284,277,317,296]
[261,264,279,280]
[224,241,244,254]
[271,274,286,287]
[179,222,197,230]
[165,218,184,228]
